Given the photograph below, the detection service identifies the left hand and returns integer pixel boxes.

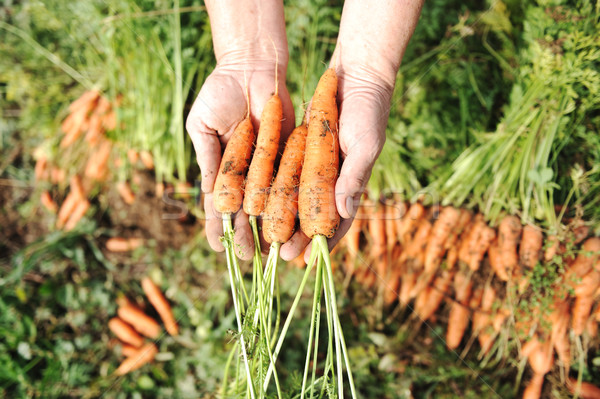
[280,65,393,262]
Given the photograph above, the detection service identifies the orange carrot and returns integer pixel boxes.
[544,234,560,262]
[522,373,545,399]
[117,181,135,205]
[399,202,425,245]
[446,271,473,350]
[519,225,543,269]
[527,338,554,375]
[64,199,90,231]
[85,139,112,181]
[50,167,66,184]
[497,215,522,276]
[467,224,495,271]
[569,237,600,278]
[243,94,283,217]
[40,191,58,213]
[121,344,140,358]
[141,277,179,336]
[103,110,117,131]
[213,118,255,214]
[263,123,308,244]
[416,270,453,321]
[567,378,600,399]
[117,305,161,339]
[127,149,139,164]
[68,90,100,113]
[572,294,596,336]
[114,343,158,376]
[85,112,103,145]
[446,246,459,270]
[383,255,403,305]
[56,192,79,229]
[424,206,460,274]
[108,317,144,347]
[34,156,48,181]
[384,203,398,251]
[488,239,509,281]
[139,150,154,170]
[299,68,340,238]
[457,213,483,265]
[343,216,363,276]
[106,237,143,252]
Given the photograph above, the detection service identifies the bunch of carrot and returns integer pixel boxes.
[336,199,600,399]
[108,277,178,375]
[210,65,356,398]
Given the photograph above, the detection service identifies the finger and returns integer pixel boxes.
[190,129,222,193]
[204,193,224,252]
[256,217,271,256]
[280,228,310,261]
[233,210,254,261]
[303,217,353,264]
[335,104,386,219]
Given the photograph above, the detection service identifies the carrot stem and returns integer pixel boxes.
[263,250,317,391]
[221,214,256,399]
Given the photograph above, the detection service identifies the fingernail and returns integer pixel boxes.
[345,195,357,218]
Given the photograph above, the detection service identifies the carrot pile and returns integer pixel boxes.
[33,89,166,231]
[108,277,178,375]
[334,199,600,399]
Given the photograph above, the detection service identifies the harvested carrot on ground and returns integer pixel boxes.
[519,225,543,269]
[117,304,161,339]
[40,191,58,213]
[117,181,135,205]
[446,271,473,350]
[141,277,179,336]
[64,199,90,231]
[106,237,143,252]
[121,344,140,358]
[115,343,158,376]
[522,373,545,399]
[416,269,454,321]
[567,378,600,399]
[497,215,522,276]
[56,192,79,229]
[399,202,425,245]
[34,156,48,181]
[424,206,460,274]
[108,317,144,347]
[343,216,364,276]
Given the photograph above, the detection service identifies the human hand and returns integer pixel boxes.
[279,65,392,262]
[186,63,295,260]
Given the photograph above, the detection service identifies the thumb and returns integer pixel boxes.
[335,150,377,219]
[335,97,387,219]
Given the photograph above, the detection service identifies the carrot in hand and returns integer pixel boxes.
[298,68,340,238]
[141,277,179,336]
[213,118,255,214]
[263,123,308,244]
[243,88,283,217]
[108,317,144,347]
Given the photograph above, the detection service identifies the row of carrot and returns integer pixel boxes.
[331,200,600,398]
[108,277,178,375]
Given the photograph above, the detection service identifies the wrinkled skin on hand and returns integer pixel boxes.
[186,63,295,260]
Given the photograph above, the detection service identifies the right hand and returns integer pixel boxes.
[186,63,295,260]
